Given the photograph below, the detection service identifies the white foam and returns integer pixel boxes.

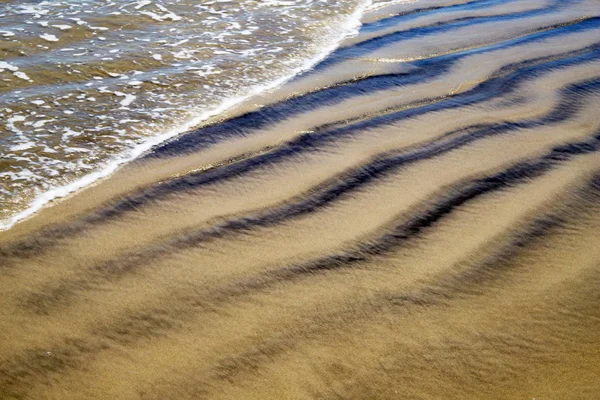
[52,24,72,30]
[120,94,137,107]
[40,33,59,42]
[135,1,153,10]
[366,0,416,11]
[33,119,53,128]
[16,5,50,15]
[6,116,27,139]
[13,71,32,81]
[0,0,373,231]
[10,142,35,151]
[0,61,19,72]
[62,128,82,140]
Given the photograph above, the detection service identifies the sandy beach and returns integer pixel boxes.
[1,0,600,398]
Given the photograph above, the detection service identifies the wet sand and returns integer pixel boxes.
[1,0,600,399]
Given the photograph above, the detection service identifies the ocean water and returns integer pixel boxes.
[0,0,392,229]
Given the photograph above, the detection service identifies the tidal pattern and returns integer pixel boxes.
[1,0,600,399]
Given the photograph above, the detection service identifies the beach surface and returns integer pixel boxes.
[1,0,600,398]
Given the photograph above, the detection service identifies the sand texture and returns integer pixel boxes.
[1,0,600,398]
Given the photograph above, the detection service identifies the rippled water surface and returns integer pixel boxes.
[0,0,372,227]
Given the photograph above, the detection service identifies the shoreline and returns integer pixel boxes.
[0,0,372,232]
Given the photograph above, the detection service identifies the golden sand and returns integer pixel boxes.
[1,0,600,398]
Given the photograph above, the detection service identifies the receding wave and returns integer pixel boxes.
[0,0,372,230]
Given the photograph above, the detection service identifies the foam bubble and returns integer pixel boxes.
[40,33,59,42]
[0,61,19,72]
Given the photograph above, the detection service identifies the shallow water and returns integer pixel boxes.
[0,0,372,227]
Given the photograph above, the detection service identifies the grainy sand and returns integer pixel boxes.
[1,0,600,399]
